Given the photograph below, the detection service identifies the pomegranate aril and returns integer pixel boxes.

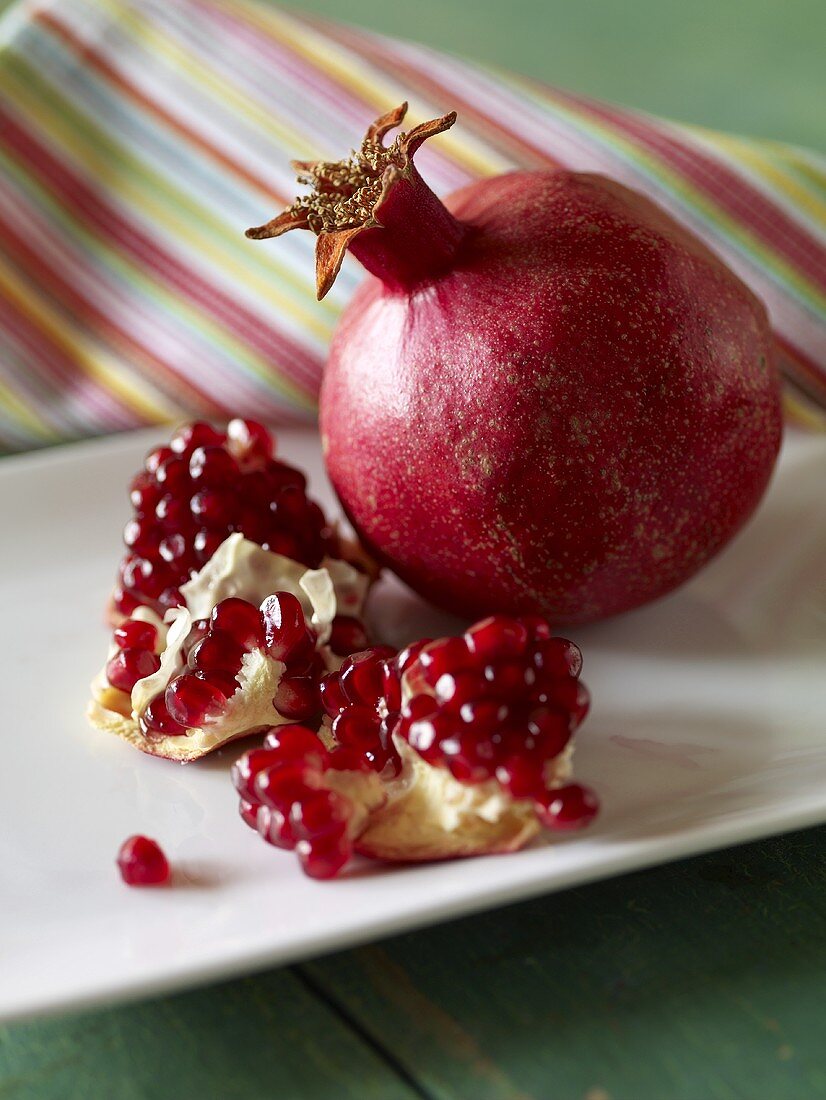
[113,620,158,652]
[254,761,319,810]
[263,723,327,761]
[158,586,185,612]
[261,592,308,659]
[395,639,432,676]
[339,648,395,704]
[527,707,572,756]
[239,799,259,830]
[319,674,349,716]
[210,598,265,648]
[189,445,239,487]
[483,660,533,696]
[196,669,240,699]
[532,637,583,679]
[140,695,187,737]
[144,445,173,474]
[496,755,547,799]
[193,528,226,563]
[329,615,369,657]
[124,518,161,556]
[298,835,351,880]
[159,533,190,564]
[155,493,192,532]
[261,531,302,560]
[332,707,382,750]
[457,699,508,731]
[418,636,472,679]
[227,417,273,461]
[290,789,349,840]
[465,616,529,660]
[165,673,227,728]
[170,420,224,454]
[106,647,160,692]
[535,784,599,830]
[113,587,139,617]
[190,488,236,529]
[130,473,162,514]
[188,632,246,674]
[274,675,319,721]
[155,456,190,492]
[258,804,295,849]
[117,835,170,886]
[232,747,283,801]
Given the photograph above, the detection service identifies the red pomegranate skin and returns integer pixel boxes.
[319,170,782,623]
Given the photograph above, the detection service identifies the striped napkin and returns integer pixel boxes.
[0,0,824,452]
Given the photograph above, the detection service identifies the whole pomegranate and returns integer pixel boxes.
[248,104,782,623]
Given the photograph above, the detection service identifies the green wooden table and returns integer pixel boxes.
[2,0,825,1096]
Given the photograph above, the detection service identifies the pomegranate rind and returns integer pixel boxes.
[325,738,573,862]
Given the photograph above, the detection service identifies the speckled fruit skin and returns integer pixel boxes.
[319,171,782,623]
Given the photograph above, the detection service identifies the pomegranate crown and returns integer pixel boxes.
[246,103,457,299]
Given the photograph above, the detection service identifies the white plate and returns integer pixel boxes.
[1,428,825,1023]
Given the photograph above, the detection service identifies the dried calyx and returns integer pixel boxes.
[246,103,463,299]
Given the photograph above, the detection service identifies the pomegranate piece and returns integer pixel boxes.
[249,104,781,625]
[116,835,170,886]
[233,614,598,879]
[114,419,338,618]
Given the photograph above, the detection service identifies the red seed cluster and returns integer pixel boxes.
[319,642,429,774]
[232,725,366,879]
[399,615,591,809]
[114,419,335,618]
[136,592,325,738]
[116,835,170,886]
[105,619,160,693]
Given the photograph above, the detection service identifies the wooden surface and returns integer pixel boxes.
[1,0,825,1095]
[3,827,825,1099]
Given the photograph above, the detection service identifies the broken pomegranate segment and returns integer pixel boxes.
[113,418,365,621]
[117,835,171,886]
[89,535,372,762]
[233,614,598,878]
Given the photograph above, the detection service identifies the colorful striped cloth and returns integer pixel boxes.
[0,0,824,451]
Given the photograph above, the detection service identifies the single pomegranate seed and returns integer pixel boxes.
[329,615,370,657]
[113,586,139,617]
[298,834,352,880]
[117,835,170,886]
[227,417,273,460]
[533,637,583,679]
[197,669,241,699]
[188,632,246,675]
[263,723,328,760]
[123,517,161,556]
[274,675,319,721]
[339,648,395,704]
[239,799,259,830]
[165,673,227,728]
[319,673,349,715]
[155,455,190,493]
[290,789,350,841]
[190,488,236,529]
[106,647,160,692]
[155,493,192,532]
[232,747,284,802]
[189,445,239,486]
[193,528,225,563]
[210,598,265,649]
[159,533,190,564]
[170,420,223,454]
[465,616,529,660]
[535,784,599,830]
[113,620,157,651]
[261,592,309,659]
[130,472,162,514]
[262,531,302,560]
[140,695,187,737]
[254,761,319,810]
[144,445,172,474]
